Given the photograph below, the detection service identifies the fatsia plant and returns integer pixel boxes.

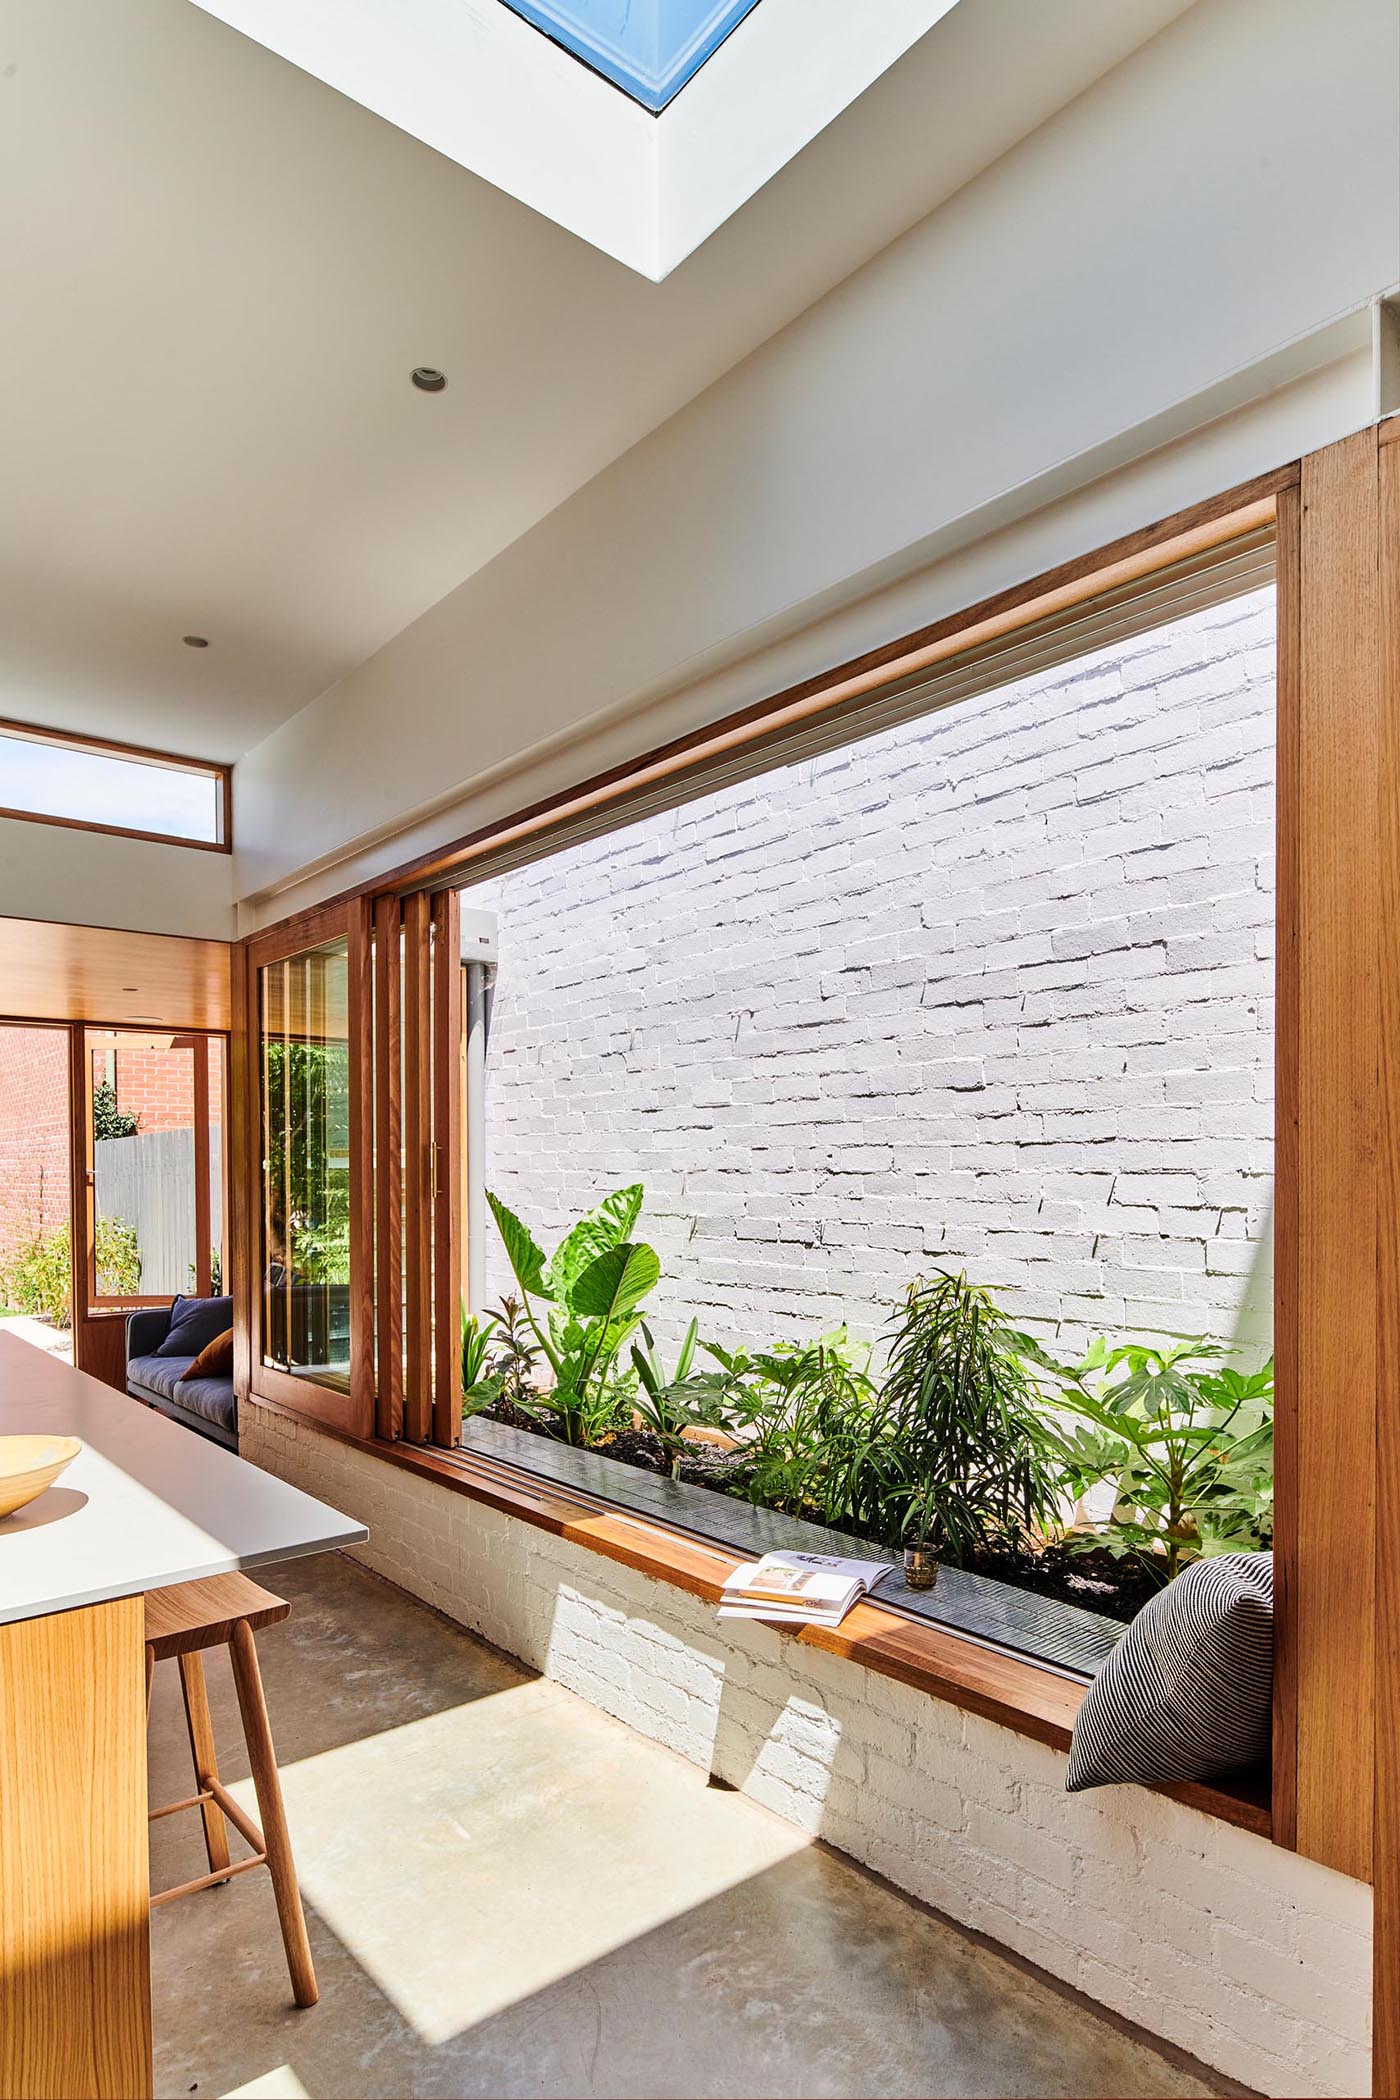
[1010,1332,1274,1580]
[730,1340,883,1531]
[487,1185,661,1445]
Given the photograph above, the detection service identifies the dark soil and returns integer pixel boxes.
[966,1540,1164,1623]
[476,1403,1159,1623]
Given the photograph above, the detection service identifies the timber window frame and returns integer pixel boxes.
[240,899,374,1438]
[232,432,1400,2064]
[78,1027,226,1312]
[0,718,232,852]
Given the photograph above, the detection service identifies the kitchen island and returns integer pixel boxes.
[0,1332,367,2100]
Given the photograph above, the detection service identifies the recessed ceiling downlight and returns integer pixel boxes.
[411,366,447,393]
[182,635,209,649]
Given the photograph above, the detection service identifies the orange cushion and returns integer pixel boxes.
[179,1326,234,1381]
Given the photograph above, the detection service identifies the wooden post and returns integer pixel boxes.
[192,1038,212,1299]
[431,889,464,1447]
[1374,422,1400,2098]
[347,895,376,1440]
[1289,429,1381,1886]
[373,894,404,1441]
[401,891,432,1444]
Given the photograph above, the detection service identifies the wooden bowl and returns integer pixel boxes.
[0,1435,82,1519]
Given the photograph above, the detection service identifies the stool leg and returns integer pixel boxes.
[178,1651,232,1883]
[227,1620,318,2008]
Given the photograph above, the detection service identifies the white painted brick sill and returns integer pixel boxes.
[243,1402,1371,2100]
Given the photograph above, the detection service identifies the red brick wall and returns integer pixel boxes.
[91,1039,223,1134]
[0,1033,224,1279]
[0,1027,70,1274]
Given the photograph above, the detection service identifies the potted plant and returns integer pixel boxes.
[902,1486,943,1590]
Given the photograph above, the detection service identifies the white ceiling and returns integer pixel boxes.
[189,0,963,279]
[0,0,1195,769]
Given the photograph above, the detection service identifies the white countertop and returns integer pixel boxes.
[0,1332,368,1625]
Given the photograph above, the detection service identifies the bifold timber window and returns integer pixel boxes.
[370,888,462,1447]
[0,719,230,849]
[233,446,1400,2065]
[246,894,459,1443]
[247,902,373,1434]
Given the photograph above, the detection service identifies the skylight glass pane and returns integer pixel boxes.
[0,727,224,844]
[500,0,762,110]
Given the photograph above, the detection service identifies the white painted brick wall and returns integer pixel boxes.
[244,1403,1370,2099]
[467,588,1276,1363]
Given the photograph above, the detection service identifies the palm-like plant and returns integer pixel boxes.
[876,1273,1059,1564]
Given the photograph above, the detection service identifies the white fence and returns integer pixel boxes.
[93,1127,222,1296]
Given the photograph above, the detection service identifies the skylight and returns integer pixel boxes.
[190,0,961,278]
[499,0,762,110]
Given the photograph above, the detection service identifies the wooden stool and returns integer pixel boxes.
[145,1572,318,2008]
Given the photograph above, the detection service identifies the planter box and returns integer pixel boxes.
[460,1414,1122,1678]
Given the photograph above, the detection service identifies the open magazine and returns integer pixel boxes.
[719,1550,892,1629]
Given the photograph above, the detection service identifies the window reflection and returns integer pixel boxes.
[260,938,351,1390]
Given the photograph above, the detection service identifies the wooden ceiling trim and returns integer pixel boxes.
[0,915,231,1033]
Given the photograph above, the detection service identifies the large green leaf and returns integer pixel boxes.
[546,1184,644,1308]
[487,1192,550,1298]
[571,1241,660,1326]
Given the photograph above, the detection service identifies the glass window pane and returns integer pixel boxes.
[0,726,223,843]
[0,1023,73,1359]
[455,574,1277,1672]
[89,1033,203,1299]
[499,0,761,110]
[259,938,352,1391]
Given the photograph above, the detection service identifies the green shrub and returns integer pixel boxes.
[460,1307,504,1416]
[1012,1332,1274,1579]
[94,1216,142,1298]
[482,1295,544,1412]
[676,1288,1058,1567]
[92,1080,139,1141]
[0,1215,143,1323]
[872,1273,1060,1560]
[2,1224,73,1326]
[718,1334,883,1530]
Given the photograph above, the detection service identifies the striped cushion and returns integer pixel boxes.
[1066,1552,1272,1792]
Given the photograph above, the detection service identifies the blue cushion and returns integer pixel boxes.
[168,1374,237,1434]
[127,1353,196,1402]
[154,1295,233,1358]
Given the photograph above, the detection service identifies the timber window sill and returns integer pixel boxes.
[245,1392,1271,1840]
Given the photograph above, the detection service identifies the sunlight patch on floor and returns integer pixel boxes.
[228,1675,808,2047]
[222,2067,312,2099]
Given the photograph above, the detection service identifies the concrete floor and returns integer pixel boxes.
[148,1554,1219,2100]
[0,1312,71,1361]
